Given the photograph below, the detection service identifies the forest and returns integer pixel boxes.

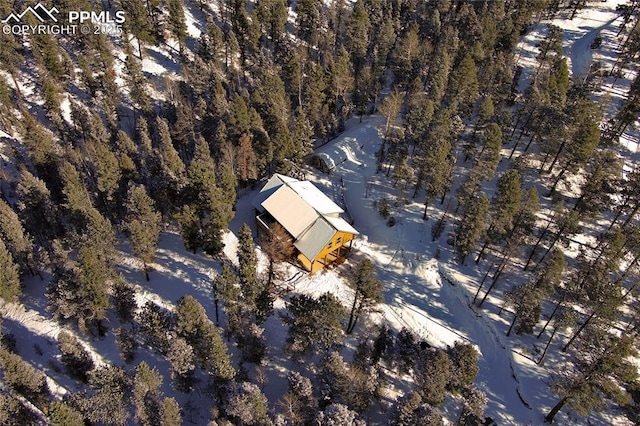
[0,0,639,424]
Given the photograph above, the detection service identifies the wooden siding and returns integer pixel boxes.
[297,231,355,273]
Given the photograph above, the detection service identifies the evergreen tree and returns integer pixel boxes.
[0,238,21,303]
[0,199,36,276]
[445,342,479,393]
[48,401,84,426]
[562,229,626,351]
[285,293,345,355]
[166,0,187,51]
[0,347,50,410]
[314,404,366,426]
[414,349,453,406]
[457,387,487,426]
[126,184,162,281]
[317,351,377,413]
[547,98,601,196]
[166,337,195,392]
[174,295,234,382]
[132,361,163,426]
[136,301,172,353]
[388,392,443,426]
[112,276,137,323]
[545,331,637,423]
[16,169,57,248]
[57,331,95,383]
[455,194,490,264]
[276,371,318,425]
[238,223,260,309]
[225,382,272,426]
[85,366,132,425]
[346,259,383,334]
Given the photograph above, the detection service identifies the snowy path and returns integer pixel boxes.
[318,116,535,424]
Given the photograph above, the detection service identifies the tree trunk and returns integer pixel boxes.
[479,255,509,308]
[524,217,553,271]
[144,263,150,281]
[562,309,597,352]
[474,263,495,303]
[506,313,517,336]
[547,140,566,174]
[547,166,568,197]
[423,197,429,220]
[545,396,569,423]
[475,239,490,264]
[346,291,359,334]
[538,299,562,338]
[537,325,558,365]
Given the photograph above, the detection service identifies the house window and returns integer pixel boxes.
[328,241,333,249]
[336,237,342,245]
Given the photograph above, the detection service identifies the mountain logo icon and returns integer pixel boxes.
[1,3,59,23]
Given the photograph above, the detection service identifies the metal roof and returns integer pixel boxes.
[294,218,335,261]
[288,181,344,216]
[325,216,359,235]
[260,185,317,239]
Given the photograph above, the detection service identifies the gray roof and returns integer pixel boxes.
[295,218,335,261]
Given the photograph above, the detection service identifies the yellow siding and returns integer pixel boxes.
[298,231,355,273]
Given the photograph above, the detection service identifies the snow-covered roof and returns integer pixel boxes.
[324,216,358,235]
[254,174,359,261]
[288,180,344,216]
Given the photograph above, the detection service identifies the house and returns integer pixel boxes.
[253,174,359,273]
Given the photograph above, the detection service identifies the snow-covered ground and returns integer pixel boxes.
[1,2,638,425]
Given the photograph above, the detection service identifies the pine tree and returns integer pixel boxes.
[57,331,95,383]
[237,223,260,309]
[346,259,383,334]
[126,184,161,281]
[445,342,479,393]
[159,397,182,426]
[547,98,601,196]
[315,404,366,426]
[388,392,443,426]
[184,137,230,255]
[16,169,57,248]
[317,351,377,413]
[0,238,21,303]
[476,169,522,263]
[562,228,626,351]
[457,387,487,426]
[286,293,345,355]
[545,331,637,423]
[132,361,163,426]
[456,194,490,264]
[175,295,234,382]
[166,337,196,392]
[48,401,84,426]
[414,349,453,406]
[0,199,35,275]
[136,301,172,353]
[0,347,50,410]
[166,0,187,52]
[112,275,137,323]
[277,371,317,425]
[225,382,272,425]
[85,365,132,425]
